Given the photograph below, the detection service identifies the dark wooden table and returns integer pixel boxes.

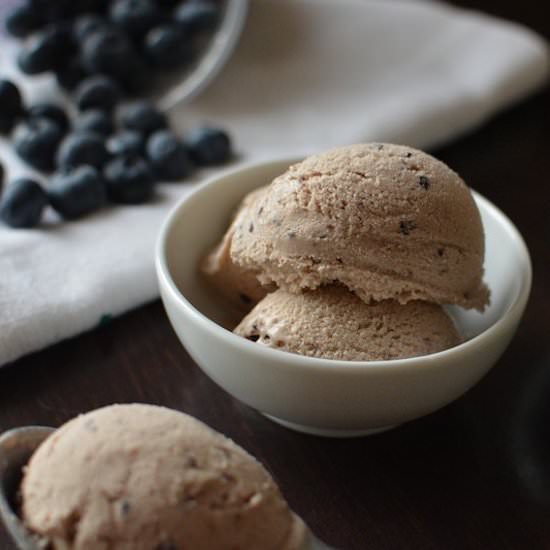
[1,2,549,549]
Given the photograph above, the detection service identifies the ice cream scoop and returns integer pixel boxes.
[202,186,270,313]
[230,143,489,310]
[235,286,461,361]
[16,405,312,550]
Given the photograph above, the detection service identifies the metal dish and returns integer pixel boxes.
[0,426,335,550]
[0,426,53,550]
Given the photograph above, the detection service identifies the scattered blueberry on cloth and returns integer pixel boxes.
[0,0,548,366]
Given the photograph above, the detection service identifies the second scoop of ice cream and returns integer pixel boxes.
[234,286,461,361]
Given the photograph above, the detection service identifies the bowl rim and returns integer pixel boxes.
[155,157,532,374]
[159,0,249,111]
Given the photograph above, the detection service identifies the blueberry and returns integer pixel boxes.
[27,103,70,134]
[104,155,155,204]
[74,75,121,112]
[73,14,109,42]
[185,126,232,166]
[107,131,145,156]
[116,55,150,95]
[17,24,74,74]
[14,119,63,172]
[74,109,113,136]
[72,0,109,15]
[28,0,76,22]
[144,24,192,69]
[82,29,136,79]
[44,0,107,20]
[109,0,162,37]
[82,26,148,93]
[146,130,192,180]
[16,50,39,75]
[0,80,24,135]
[0,80,25,120]
[55,58,88,91]
[120,101,166,135]
[174,2,220,35]
[48,165,106,219]
[5,3,43,38]
[0,178,47,228]
[156,0,180,7]
[0,118,15,134]
[57,132,110,170]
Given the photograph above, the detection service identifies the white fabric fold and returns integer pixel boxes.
[0,0,548,366]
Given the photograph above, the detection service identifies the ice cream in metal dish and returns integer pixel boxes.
[21,404,309,550]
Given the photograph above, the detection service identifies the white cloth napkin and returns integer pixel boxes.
[0,0,548,367]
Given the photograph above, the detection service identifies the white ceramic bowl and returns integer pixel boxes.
[156,159,532,437]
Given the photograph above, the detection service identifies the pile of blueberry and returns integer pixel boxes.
[5,0,222,92]
[0,0,233,229]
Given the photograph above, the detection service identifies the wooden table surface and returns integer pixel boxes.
[1,1,549,549]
